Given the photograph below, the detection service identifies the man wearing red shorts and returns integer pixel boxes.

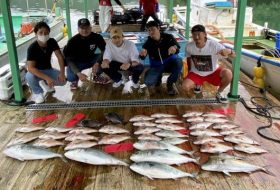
[182,24,234,103]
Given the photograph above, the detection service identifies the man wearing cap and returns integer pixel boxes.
[99,0,126,33]
[182,24,234,103]
[139,21,182,96]
[64,18,106,89]
[101,27,144,88]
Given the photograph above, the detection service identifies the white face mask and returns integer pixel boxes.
[37,35,49,43]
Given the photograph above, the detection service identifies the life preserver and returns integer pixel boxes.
[205,24,221,36]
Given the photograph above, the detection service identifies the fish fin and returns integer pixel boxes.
[146,175,154,180]
[223,171,231,176]
[60,156,68,163]
[262,165,275,176]
[190,172,201,183]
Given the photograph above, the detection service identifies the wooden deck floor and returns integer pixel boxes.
[1,39,280,190]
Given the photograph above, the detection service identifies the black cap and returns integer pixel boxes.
[146,21,159,29]
[78,18,90,28]
[191,24,206,33]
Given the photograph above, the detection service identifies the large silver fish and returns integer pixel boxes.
[7,135,38,147]
[202,113,227,118]
[212,123,239,130]
[39,132,68,140]
[204,117,229,123]
[220,129,244,136]
[190,129,221,137]
[45,126,72,133]
[133,121,157,127]
[201,155,270,176]
[201,142,233,154]
[193,136,224,145]
[33,139,64,148]
[69,127,98,134]
[130,150,198,165]
[155,118,183,124]
[65,148,127,166]
[130,162,197,179]
[3,144,63,161]
[162,137,188,145]
[133,140,193,155]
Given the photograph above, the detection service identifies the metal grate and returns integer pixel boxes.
[26,98,220,110]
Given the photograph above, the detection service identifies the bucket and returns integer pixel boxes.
[20,22,33,35]
[276,32,280,51]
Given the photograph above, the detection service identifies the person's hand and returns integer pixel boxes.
[46,77,55,87]
[92,63,100,76]
[168,45,177,55]
[77,72,88,82]
[58,72,66,83]
[101,60,110,69]
[120,63,130,70]
[131,61,139,67]
[139,49,147,57]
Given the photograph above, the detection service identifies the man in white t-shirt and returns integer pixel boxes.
[182,24,234,103]
[101,27,144,88]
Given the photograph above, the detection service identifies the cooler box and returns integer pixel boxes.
[0,63,26,100]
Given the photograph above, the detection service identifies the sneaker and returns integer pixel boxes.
[70,81,78,90]
[216,92,228,103]
[167,83,176,96]
[193,85,202,94]
[39,80,55,93]
[112,80,123,88]
[132,82,140,89]
[33,93,44,104]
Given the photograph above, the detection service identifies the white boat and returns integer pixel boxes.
[173,0,280,96]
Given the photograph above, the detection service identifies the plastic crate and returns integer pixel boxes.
[0,63,26,89]
[0,85,14,100]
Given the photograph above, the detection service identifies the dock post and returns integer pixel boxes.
[185,0,191,40]
[84,0,88,19]
[228,0,247,101]
[64,0,72,38]
[0,0,25,104]
[169,0,174,23]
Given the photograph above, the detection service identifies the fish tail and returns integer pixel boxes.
[262,165,275,176]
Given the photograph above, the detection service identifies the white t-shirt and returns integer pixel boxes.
[103,39,140,64]
[186,39,225,76]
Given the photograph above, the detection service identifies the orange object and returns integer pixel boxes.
[182,58,189,78]
[20,22,33,35]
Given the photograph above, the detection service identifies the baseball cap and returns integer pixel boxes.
[110,27,123,38]
[191,24,206,33]
[78,18,90,28]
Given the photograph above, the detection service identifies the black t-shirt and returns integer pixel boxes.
[143,33,180,60]
[27,38,59,70]
[64,32,106,63]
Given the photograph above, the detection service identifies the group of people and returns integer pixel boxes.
[26,17,234,104]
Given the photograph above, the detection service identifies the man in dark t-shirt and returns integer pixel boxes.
[25,21,66,104]
[63,18,107,89]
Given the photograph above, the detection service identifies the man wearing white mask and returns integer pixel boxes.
[25,21,66,103]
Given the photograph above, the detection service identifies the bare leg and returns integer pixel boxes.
[218,68,232,92]
[182,78,196,97]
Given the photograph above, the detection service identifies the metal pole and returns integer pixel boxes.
[64,0,72,38]
[185,0,191,40]
[45,0,48,15]
[26,0,30,16]
[169,0,174,22]
[228,0,247,100]
[0,0,24,102]
[84,0,88,18]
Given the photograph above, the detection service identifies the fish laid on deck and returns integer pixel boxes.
[156,123,185,130]
[133,140,193,155]
[129,115,155,122]
[69,127,98,134]
[137,134,162,141]
[200,142,233,154]
[33,139,64,148]
[98,134,131,144]
[162,137,188,145]
[130,162,197,179]
[64,140,98,150]
[224,134,260,145]
[45,126,72,133]
[155,130,187,138]
[134,126,161,135]
[234,144,268,154]
[201,154,270,176]
[98,124,130,134]
[15,125,44,133]
[64,148,128,166]
[3,144,63,161]
[130,149,199,165]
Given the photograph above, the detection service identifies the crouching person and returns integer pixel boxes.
[25,21,66,104]
[101,27,144,89]
[139,21,182,96]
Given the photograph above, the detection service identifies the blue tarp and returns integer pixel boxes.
[205,1,233,8]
